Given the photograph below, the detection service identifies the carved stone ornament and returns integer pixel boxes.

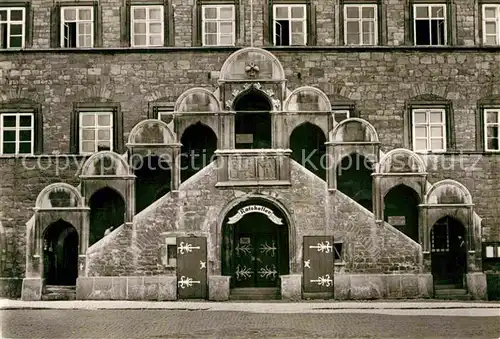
[225,83,281,110]
[245,62,260,78]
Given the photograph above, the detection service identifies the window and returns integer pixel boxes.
[484,109,500,151]
[484,243,500,258]
[201,5,235,46]
[344,4,377,45]
[334,242,343,262]
[0,7,25,48]
[0,100,42,155]
[160,237,177,267]
[71,103,122,154]
[148,101,174,123]
[273,4,307,46]
[131,5,164,47]
[482,4,500,45]
[413,4,446,45]
[412,108,446,152]
[60,6,94,48]
[0,113,33,154]
[79,112,113,154]
[332,110,350,124]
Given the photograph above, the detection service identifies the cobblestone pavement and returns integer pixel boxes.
[2,310,499,338]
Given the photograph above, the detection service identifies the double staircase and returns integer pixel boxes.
[41,285,76,301]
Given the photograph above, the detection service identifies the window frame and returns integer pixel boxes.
[0,113,34,155]
[412,3,447,46]
[343,3,379,45]
[405,97,454,153]
[201,4,236,46]
[130,4,165,47]
[0,6,26,49]
[273,3,308,46]
[0,100,43,155]
[483,108,500,152]
[59,5,95,48]
[481,3,500,45]
[409,1,453,46]
[411,108,447,153]
[78,111,114,155]
[70,102,123,155]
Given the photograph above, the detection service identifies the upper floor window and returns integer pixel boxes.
[484,108,500,151]
[0,100,42,155]
[343,4,378,45]
[332,109,350,124]
[79,112,113,154]
[413,4,447,45]
[273,4,307,46]
[412,108,447,152]
[201,4,235,46]
[131,5,164,47]
[0,113,33,155]
[60,6,94,48]
[482,4,500,45]
[0,7,25,48]
[70,102,122,155]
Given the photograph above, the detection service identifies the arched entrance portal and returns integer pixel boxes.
[181,122,217,181]
[290,122,326,180]
[89,187,125,246]
[234,90,272,149]
[384,184,420,242]
[222,200,289,290]
[43,220,78,286]
[431,216,467,288]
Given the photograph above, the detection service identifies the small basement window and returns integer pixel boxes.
[161,237,177,267]
[334,242,343,262]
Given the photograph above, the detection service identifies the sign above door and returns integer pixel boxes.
[227,205,283,225]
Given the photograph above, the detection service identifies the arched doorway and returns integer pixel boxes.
[234,90,272,149]
[384,184,420,242]
[135,155,171,213]
[336,153,373,211]
[431,216,467,288]
[181,122,217,181]
[290,122,326,180]
[43,220,78,286]
[89,187,125,246]
[222,200,289,291]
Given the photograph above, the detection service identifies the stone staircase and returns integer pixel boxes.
[229,288,280,300]
[41,285,76,301]
[434,284,471,300]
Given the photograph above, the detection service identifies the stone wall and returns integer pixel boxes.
[86,160,421,276]
[1,49,499,255]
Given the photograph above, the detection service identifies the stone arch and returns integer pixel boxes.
[88,186,126,246]
[219,47,285,81]
[80,151,132,177]
[283,86,332,112]
[336,152,374,211]
[289,122,327,179]
[174,87,221,113]
[216,193,297,275]
[425,179,473,205]
[35,183,84,210]
[127,119,176,145]
[384,184,421,243]
[377,148,426,174]
[330,118,379,143]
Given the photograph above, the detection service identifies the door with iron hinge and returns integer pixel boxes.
[176,237,207,299]
[303,236,334,294]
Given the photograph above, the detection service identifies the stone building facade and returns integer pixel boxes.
[0,0,499,300]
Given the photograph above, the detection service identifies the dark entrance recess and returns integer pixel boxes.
[134,156,171,213]
[180,122,217,182]
[431,216,467,287]
[43,220,79,285]
[234,90,272,149]
[290,122,326,180]
[89,187,125,246]
[384,184,420,242]
[222,200,289,288]
[336,153,373,211]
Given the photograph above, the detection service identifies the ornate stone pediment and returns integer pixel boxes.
[224,83,281,111]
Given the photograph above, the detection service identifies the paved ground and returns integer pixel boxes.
[1,309,499,338]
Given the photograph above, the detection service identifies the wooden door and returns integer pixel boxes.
[176,237,207,299]
[303,236,334,295]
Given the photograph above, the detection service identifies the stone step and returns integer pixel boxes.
[434,284,458,290]
[42,285,76,301]
[435,288,468,296]
[230,288,280,300]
